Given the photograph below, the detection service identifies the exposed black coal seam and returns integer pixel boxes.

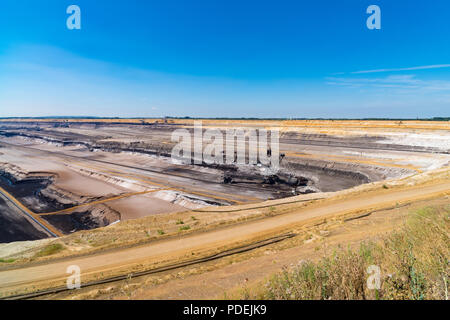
[0,189,57,238]
[0,131,367,196]
[0,139,299,195]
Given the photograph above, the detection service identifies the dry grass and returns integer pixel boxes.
[241,204,449,300]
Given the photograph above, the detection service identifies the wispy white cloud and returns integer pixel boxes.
[326,74,450,92]
[351,64,450,74]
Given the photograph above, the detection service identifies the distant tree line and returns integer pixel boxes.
[0,116,448,121]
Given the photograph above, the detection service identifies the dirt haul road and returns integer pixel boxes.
[1,180,449,295]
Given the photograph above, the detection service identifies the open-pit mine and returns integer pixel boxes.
[0,119,448,299]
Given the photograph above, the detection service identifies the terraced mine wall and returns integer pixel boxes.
[0,126,376,190]
[0,122,420,195]
[0,196,49,243]
[0,169,120,243]
[1,120,436,242]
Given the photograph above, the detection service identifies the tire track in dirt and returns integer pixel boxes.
[0,180,449,296]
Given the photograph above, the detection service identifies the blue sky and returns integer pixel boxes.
[0,0,449,118]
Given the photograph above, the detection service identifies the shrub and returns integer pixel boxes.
[179,225,191,231]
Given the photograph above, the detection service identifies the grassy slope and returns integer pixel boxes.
[241,204,449,300]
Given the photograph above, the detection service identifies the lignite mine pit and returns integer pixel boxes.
[0,119,448,243]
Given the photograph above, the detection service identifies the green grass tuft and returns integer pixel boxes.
[179,225,191,231]
[35,243,65,257]
[0,258,16,263]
